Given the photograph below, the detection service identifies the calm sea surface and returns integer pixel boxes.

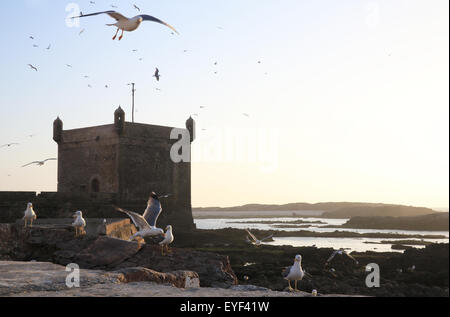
[194,215,449,253]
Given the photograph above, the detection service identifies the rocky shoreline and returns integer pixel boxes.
[174,229,449,297]
[0,222,448,297]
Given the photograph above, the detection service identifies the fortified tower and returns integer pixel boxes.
[52,107,196,229]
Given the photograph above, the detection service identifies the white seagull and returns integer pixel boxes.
[282,254,305,292]
[23,202,37,228]
[72,10,179,41]
[72,210,87,237]
[1,143,20,148]
[245,229,273,247]
[22,158,57,168]
[159,225,174,256]
[326,248,359,265]
[114,206,164,244]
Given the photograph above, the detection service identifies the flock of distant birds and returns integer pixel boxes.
[25,3,259,120]
[11,4,260,176]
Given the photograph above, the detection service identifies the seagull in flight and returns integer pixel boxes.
[153,68,161,81]
[27,64,38,72]
[1,143,19,148]
[114,206,164,245]
[71,10,179,41]
[22,158,57,168]
[245,229,273,246]
[325,248,359,266]
[133,4,140,11]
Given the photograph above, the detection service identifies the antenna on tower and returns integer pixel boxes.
[127,83,136,123]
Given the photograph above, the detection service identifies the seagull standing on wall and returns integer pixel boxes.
[282,254,305,292]
[159,225,174,256]
[72,211,87,237]
[71,10,179,41]
[23,202,37,228]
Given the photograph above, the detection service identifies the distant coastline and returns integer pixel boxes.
[193,202,441,218]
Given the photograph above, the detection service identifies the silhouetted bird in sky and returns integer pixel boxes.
[27,64,38,71]
[153,68,161,81]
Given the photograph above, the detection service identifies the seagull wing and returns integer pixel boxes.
[139,15,179,34]
[343,251,359,264]
[260,234,274,242]
[326,250,339,263]
[22,161,40,168]
[73,10,128,21]
[245,229,258,242]
[43,158,57,163]
[282,266,292,278]
[114,206,151,231]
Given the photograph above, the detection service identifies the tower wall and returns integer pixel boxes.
[56,124,120,194]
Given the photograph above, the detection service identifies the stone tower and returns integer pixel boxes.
[53,107,196,229]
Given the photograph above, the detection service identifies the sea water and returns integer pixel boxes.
[194,215,449,253]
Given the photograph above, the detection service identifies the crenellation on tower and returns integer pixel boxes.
[53,117,63,143]
[114,106,125,135]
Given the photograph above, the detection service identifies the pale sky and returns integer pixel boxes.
[0,0,448,209]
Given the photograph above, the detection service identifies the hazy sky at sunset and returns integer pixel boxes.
[0,0,448,209]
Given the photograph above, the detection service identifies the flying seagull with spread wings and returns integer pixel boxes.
[71,10,179,40]
[114,206,164,244]
[326,248,359,266]
[1,143,20,148]
[245,229,273,246]
[22,158,57,167]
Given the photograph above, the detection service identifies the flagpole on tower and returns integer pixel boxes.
[131,83,135,123]
[128,83,136,123]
